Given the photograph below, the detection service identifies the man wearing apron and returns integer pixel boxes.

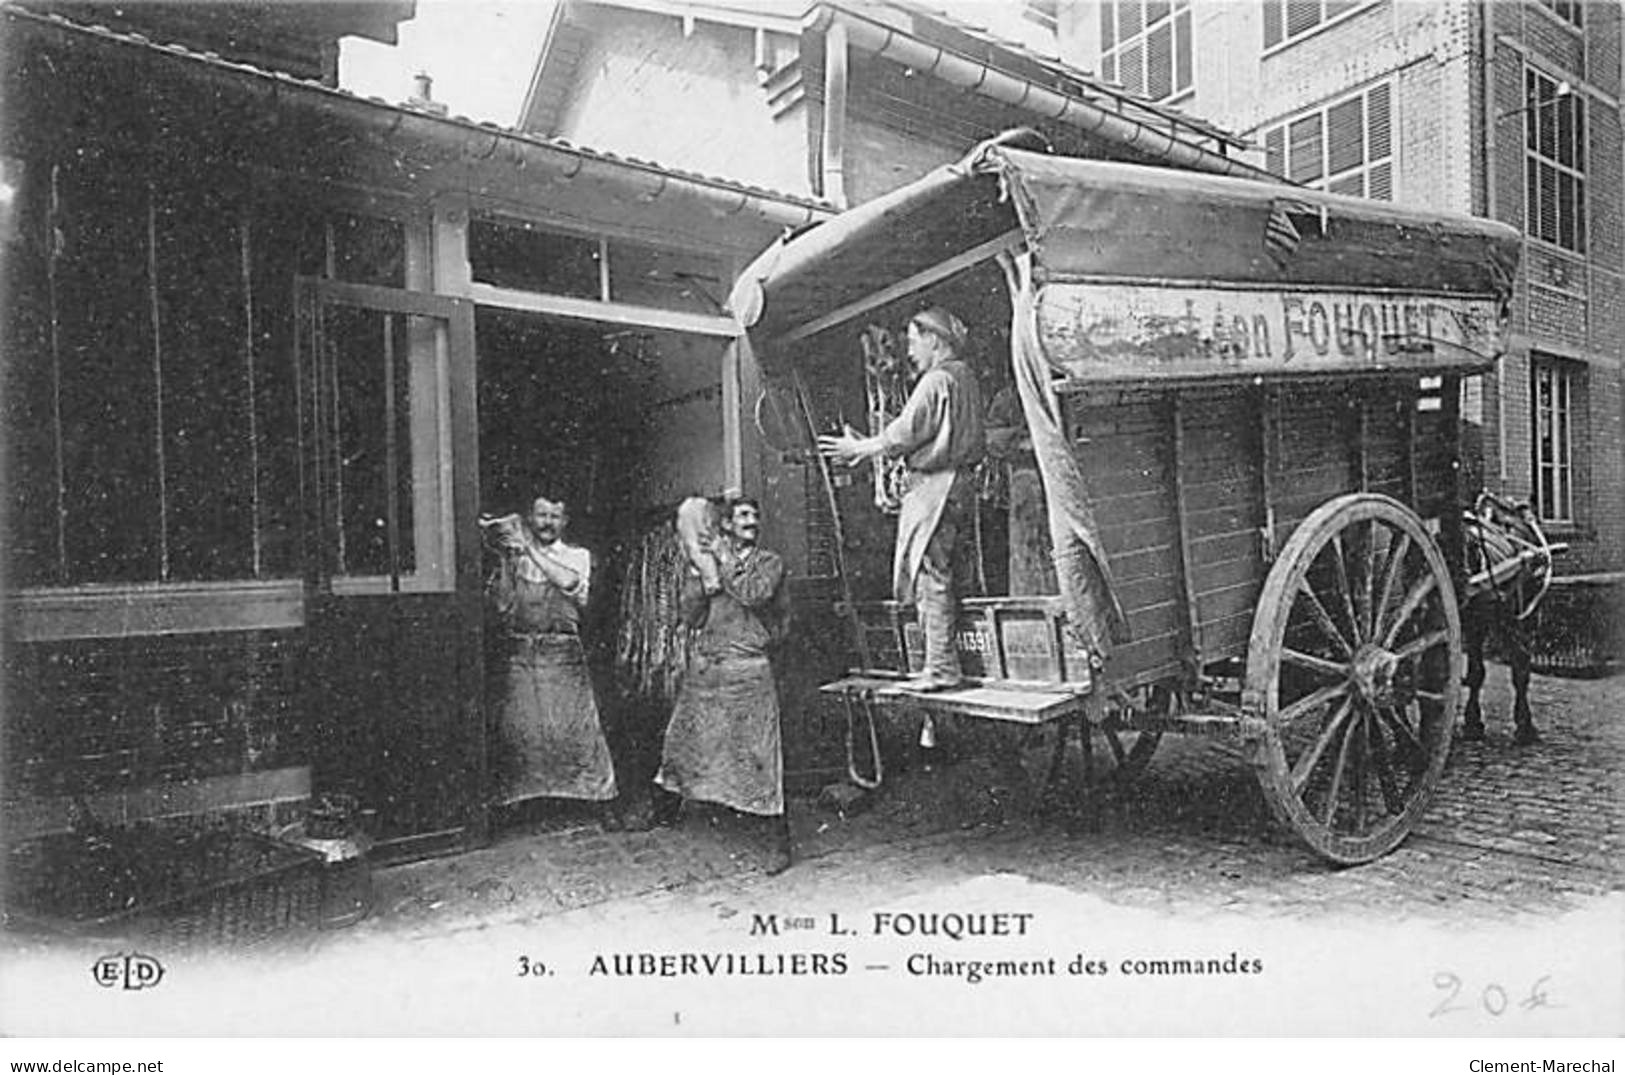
[821,307,986,690]
[656,496,793,872]
[486,495,617,816]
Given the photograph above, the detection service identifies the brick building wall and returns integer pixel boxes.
[5,631,311,838]
[1583,2,1625,572]
[1497,1,1625,573]
[1066,0,1624,574]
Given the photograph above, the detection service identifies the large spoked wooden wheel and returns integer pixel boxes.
[1246,493,1461,864]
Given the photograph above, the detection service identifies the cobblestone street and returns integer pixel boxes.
[5,665,1619,1036]
[339,663,1619,941]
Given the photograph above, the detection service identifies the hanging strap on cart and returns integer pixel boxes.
[843,688,885,791]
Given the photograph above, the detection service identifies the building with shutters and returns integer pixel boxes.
[1059,1,1624,577]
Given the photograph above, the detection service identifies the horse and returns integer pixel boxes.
[1460,491,1562,745]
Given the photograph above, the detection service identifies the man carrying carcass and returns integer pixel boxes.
[656,496,794,872]
[485,495,617,821]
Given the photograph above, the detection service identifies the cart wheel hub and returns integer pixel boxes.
[1349,645,1399,706]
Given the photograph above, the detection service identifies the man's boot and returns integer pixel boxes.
[650,786,683,828]
[914,560,964,691]
[761,813,792,875]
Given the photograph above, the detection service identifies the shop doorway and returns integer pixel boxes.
[474,307,732,806]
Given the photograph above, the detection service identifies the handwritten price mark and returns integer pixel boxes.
[1430,972,1555,1018]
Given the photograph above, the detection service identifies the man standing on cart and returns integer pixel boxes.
[820,307,986,691]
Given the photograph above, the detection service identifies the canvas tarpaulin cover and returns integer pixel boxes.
[730,132,1521,660]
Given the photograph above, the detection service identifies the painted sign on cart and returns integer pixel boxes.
[1036,284,1507,381]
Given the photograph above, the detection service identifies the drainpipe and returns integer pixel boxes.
[1481,2,1507,486]
[1481,6,1498,224]
[821,16,849,207]
[813,8,1276,182]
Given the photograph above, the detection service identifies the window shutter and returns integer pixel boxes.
[1366,83,1391,161]
[1148,23,1173,99]
[1326,96,1364,175]
[1265,127,1286,177]
[1289,115,1324,182]
[1263,0,1283,47]
[1286,1,1320,38]
[1121,42,1144,95]
[1174,9,1191,92]
[1539,165,1559,242]
[1122,0,1143,38]
[1573,173,1586,253]
[1538,94,1559,160]
[1100,2,1115,51]
[1558,95,1581,170]
[1526,157,1541,236]
[1368,162,1392,201]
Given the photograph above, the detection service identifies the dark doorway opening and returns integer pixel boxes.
[474,307,730,818]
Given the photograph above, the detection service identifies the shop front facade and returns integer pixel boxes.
[1,7,826,859]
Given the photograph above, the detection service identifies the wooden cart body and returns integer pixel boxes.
[732,134,1522,863]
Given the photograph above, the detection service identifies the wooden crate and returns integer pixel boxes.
[4,824,325,949]
[839,596,1093,686]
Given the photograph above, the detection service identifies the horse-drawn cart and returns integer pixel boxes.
[731,132,1522,865]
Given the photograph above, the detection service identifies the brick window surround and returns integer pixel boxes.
[1524,67,1587,253]
[1099,1,1192,103]
[1262,82,1393,199]
[1531,354,1582,525]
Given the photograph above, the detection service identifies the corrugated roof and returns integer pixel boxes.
[3,4,836,215]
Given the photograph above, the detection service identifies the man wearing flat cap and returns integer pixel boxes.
[820,307,986,690]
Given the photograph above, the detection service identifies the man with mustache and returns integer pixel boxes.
[655,495,793,873]
[486,494,617,820]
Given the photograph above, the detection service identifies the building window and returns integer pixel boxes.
[1525,68,1586,253]
[469,214,728,315]
[1262,83,1392,199]
[315,301,456,590]
[4,149,408,589]
[1536,0,1583,28]
[1263,0,1362,49]
[1531,357,1578,525]
[469,216,601,298]
[1100,1,1192,102]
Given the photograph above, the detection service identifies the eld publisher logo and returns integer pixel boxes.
[91,953,164,990]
